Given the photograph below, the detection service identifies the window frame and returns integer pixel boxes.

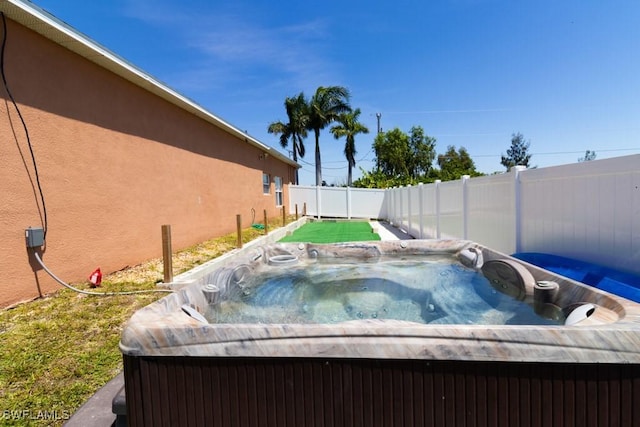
[274,176,283,206]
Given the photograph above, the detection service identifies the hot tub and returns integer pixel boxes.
[120,240,640,426]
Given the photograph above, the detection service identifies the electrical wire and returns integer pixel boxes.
[297,157,348,170]
[1,12,48,239]
[384,108,511,115]
[33,252,174,296]
[3,13,170,297]
[438,147,640,160]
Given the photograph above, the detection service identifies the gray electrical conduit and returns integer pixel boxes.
[33,252,174,296]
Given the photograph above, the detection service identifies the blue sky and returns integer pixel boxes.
[31,0,640,185]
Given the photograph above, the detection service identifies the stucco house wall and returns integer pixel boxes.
[0,7,297,307]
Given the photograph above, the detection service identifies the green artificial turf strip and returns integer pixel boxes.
[279,221,380,243]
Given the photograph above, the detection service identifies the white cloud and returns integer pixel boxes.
[120,0,338,93]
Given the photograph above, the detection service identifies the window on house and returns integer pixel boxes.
[274,176,283,206]
[262,173,270,194]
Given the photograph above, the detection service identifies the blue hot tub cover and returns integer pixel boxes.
[513,252,640,303]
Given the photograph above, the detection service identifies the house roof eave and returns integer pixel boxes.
[0,0,300,170]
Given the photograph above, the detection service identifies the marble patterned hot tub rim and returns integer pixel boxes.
[121,240,640,426]
[120,240,640,364]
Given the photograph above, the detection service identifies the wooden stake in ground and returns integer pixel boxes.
[161,224,173,283]
[263,209,268,235]
[236,214,242,248]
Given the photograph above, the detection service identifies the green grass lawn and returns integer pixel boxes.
[278,220,380,243]
[0,216,296,426]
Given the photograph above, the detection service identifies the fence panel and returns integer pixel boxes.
[519,155,640,275]
[350,188,387,219]
[288,185,317,216]
[402,186,411,234]
[438,180,464,239]
[388,187,404,229]
[319,187,349,218]
[420,182,438,239]
[406,185,421,237]
[466,172,517,254]
[289,186,387,219]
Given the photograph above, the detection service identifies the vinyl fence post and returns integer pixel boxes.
[513,165,527,253]
[316,185,322,220]
[393,188,398,226]
[418,183,424,239]
[387,189,393,225]
[435,180,441,239]
[406,185,412,236]
[399,187,404,230]
[462,175,470,240]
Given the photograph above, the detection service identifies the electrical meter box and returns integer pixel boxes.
[25,227,45,248]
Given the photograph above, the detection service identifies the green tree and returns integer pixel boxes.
[373,127,411,179]
[352,167,398,189]
[501,132,532,170]
[267,92,308,184]
[436,145,482,181]
[408,126,436,177]
[578,150,597,162]
[307,86,352,186]
[330,108,369,186]
[364,126,437,188]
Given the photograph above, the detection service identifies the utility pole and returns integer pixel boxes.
[376,113,382,134]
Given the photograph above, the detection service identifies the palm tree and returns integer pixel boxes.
[306,86,351,186]
[267,92,308,184]
[330,108,369,186]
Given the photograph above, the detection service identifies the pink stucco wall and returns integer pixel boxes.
[0,18,295,307]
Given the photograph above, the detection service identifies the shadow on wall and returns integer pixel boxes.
[26,246,45,299]
[3,18,264,167]
[3,96,47,233]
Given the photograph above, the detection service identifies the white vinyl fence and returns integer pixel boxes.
[518,156,640,275]
[288,154,640,275]
[288,185,387,220]
[387,167,522,252]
